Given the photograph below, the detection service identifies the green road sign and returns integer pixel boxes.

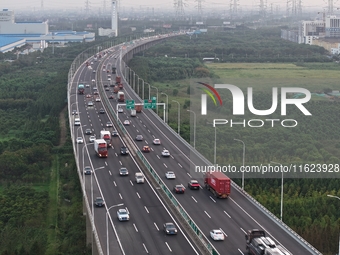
[144,98,157,109]
[126,100,135,109]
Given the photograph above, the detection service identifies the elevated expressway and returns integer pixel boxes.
[69,35,322,255]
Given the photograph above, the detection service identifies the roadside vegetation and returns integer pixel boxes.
[0,44,92,255]
[129,29,340,255]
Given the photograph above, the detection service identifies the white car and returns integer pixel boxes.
[89,136,95,143]
[210,229,225,241]
[165,171,176,179]
[123,120,130,126]
[108,77,111,81]
[161,149,170,157]
[118,108,123,113]
[153,138,161,145]
[117,208,130,221]
[85,84,90,88]
[76,137,84,144]
[95,97,101,102]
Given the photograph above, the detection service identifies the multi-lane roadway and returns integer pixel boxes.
[71,54,201,255]
[70,41,321,255]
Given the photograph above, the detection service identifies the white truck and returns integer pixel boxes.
[100,130,112,147]
[94,139,108,158]
[130,109,136,117]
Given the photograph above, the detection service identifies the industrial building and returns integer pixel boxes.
[281,13,340,54]
[0,8,95,53]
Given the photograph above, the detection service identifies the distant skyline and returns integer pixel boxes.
[0,0,335,12]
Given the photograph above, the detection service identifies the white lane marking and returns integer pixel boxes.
[191,196,198,203]
[119,161,122,165]
[219,228,228,237]
[152,135,155,138]
[154,222,159,231]
[224,211,231,218]
[187,173,192,178]
[156,155,160,159]
[136,129,140,133]
[105,161,108,166]
[148,129,151,133]
[113,181,117,187]
[119,193,123,199]
[144,206,149,213]
[142,243,149,253]
[178,163,183,168]
[136,192,141,199]
[143,124,146,127]
[238,249,244,255]
[165,242,172,252]
[109,171,112,176]
[170,155,174,159]
[204,211,211,218]
[133,223,138,232]
[133,125,135,127]
[145,140,148,144]
[130,180,134,186]
[115,153,118,157]
[240,228,247,234]
[151,147,154,151]
[210,196,216,203]
[163,163,168,168]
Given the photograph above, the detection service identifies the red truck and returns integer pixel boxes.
[100,130,112,147]
[204,171,231,198]
[115,76,121,84]
[94,139,108,158]
[135,104,142,113]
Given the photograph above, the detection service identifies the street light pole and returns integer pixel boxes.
[234,139,245,190]
[137,78,144,99]
[91,166,105,217]
[145,82,151,99]
[270,161,283,221]
[187,110,196,149]
[207,122,217,164]
[142,79,145,100]
[327,194,340,255]
[151,86,158,115]
[106,203,124,255]
[172,100,180,135]
[214,126,216,165]
[161,92,168,123]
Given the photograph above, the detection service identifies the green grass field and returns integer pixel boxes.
[207,63,340,92]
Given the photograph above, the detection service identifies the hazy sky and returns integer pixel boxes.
[0,0,332,11]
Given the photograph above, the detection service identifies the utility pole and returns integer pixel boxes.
[174,0,186,20]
